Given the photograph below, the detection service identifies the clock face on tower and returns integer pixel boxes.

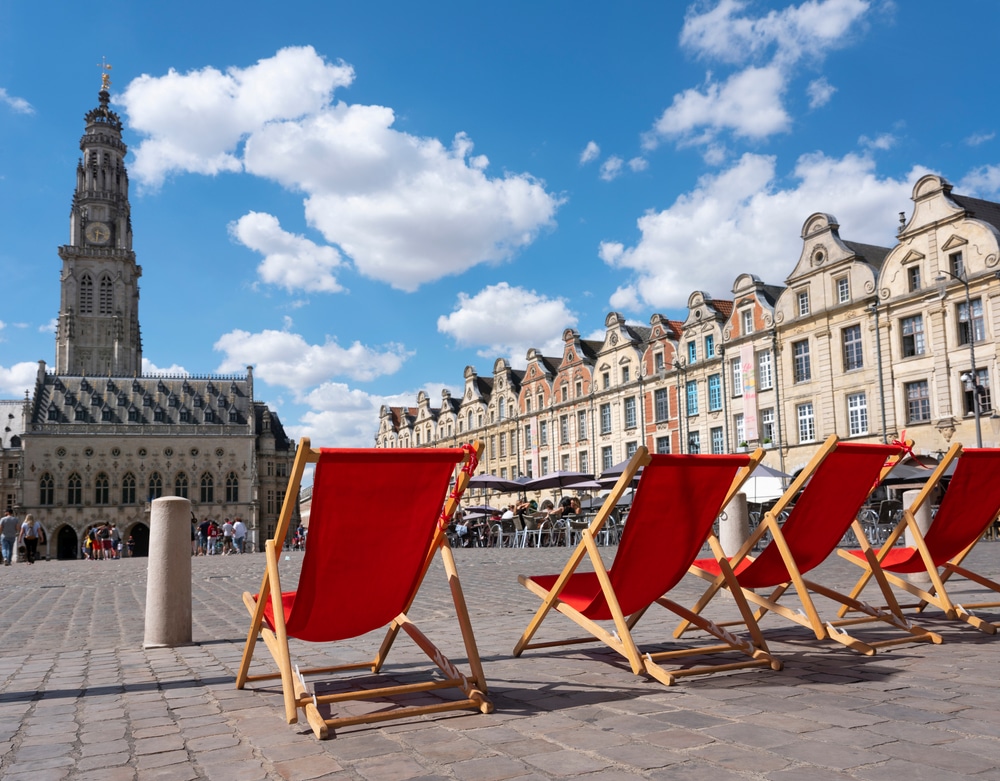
[85,221,111,246]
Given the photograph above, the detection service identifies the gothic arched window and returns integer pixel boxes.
[39,473,54,505]
[79,274,94,314]
[121,472,136,504]
[226,472,239,503]
[67,473,83,505]
[94,473,110,505]
[99,274,113,315]
[174,472,188,499]
[200,473,214,504]
[148,472,163,501]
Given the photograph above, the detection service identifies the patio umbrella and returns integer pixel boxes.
[880,463,936,487]
[563,478,603,491]
[467,473,522,492]
[522,471,595,491]
[463,504,502,515]
[599,458,643,479]
[743,463,792,503]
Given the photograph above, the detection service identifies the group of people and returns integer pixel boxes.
[83,522,131,560]
[0,509,46,565]
[193,516,247,555]
[449,495,585,547]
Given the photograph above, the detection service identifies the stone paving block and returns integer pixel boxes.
[874,739,999,774]
[80,738,131,757]
[76,751,132,771]
[770,737,890,771]
[521,748,614,776]
[451,755,534,781]
[133,734,186,755]
[135,748,191,769]
[852,758,978,781]
[138,763,202,781]
[272,753,346,780]
[646,760,750,780]
[766,766,858,780]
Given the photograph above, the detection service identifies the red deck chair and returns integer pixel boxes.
[679,436,942,655]
[236,438,491,739]
[837,444,1000,634]
[513,447,782,686]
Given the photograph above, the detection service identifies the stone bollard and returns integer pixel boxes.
[903,489,932,586]
[144,497,192,648]
[720,492,750,558]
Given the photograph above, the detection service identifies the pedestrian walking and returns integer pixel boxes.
[18,514,44,565]
[232,517,247,554]
[0,508,19,566]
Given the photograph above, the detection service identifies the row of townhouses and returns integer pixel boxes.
[376,174,1000,479]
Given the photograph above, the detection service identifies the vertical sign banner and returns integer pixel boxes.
[741,344,759,441]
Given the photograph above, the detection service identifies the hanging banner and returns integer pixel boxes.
[741,344,759,441]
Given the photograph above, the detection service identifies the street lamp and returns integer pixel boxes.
[936,268,982,447]
[868,300,889,444]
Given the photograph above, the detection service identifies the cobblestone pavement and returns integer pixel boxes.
[2,542,1000,780]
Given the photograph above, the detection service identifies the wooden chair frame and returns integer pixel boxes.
[513,447,783,687]
[837,444,1000,635]
[678,435,942,655]
[235,438,492,739]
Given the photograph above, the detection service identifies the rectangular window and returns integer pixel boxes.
[500,467,507,479]
[626,441,638,458]
[710,427,724,454]
[579,450,588,473]
[958,298,985,345]
[600,403,612,434]
[654,352,665,373]
[797,402,816,443]
[540,456,548,475]
[760,408,775,443]
[847,392,868,436]
[624,396,637,428]
[901,315,925,357]
[526,460,533,478]
[539,419,548,446]
[687,341,697,364]
[687,431,701,454]
[602,372,610,389]
[561,454,570,471]
[757,350,773,390]
[559,415,569,445]
[489,435,496,460]
[731,357,743,397]
[708,374,722,411]
[908,265,921,292]
[576,381,582,397]
[734,413,745,446]
[622,366,630,384]
[510,431,517,453]
[685,381,698,416]
[741,309,754,335]
[842,324,863,371]
[797,289,810,317]
[654,388,669,422]
[905,380,931,423]
[793,340,811,383]
[704,335,715,359]
[964,368,993,415]
[524,424,532,450]
[950,251,965,278]
[836,277,850,304]
[499,434,506,457]
[601,446,614,471]
[655,436,671,454]
[577,410,587,440]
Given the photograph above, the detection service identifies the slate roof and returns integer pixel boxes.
[844,241,891,271]
[951,193,1000,233]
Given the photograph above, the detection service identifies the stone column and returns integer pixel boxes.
[720,492,750,558]
[903,489,932,586]
[144,497,192,648]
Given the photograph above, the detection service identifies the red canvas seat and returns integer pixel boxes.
[679,436,942,655]
[236,439,491,739]
[838,445,1000,634]
[513,447,782,687]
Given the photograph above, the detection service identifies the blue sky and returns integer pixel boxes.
[2,1,999,446]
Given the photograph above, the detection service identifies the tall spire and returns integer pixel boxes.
[54,69,142,377]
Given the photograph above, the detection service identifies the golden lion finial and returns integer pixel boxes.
[98,58,112,91]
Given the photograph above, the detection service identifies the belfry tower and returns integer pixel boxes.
[55,65,142,376]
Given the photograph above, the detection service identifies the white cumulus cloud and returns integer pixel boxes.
[0,362,40,396]
[214,327,410,387]
[647,0,872,150]
[807,76,836,108]
[580,141,601,164]
[142,359,190,376]
[120,47,562,292]
[230,211,344,293]
[601,151,922,310]
[0,87,33,114]
[600,156,625,181]
[437,282,576,365]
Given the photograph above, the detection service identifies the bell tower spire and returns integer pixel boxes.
[55,64,142,377]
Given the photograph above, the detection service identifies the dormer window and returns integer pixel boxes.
[741,310,754,335]
[797,290,810,317]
